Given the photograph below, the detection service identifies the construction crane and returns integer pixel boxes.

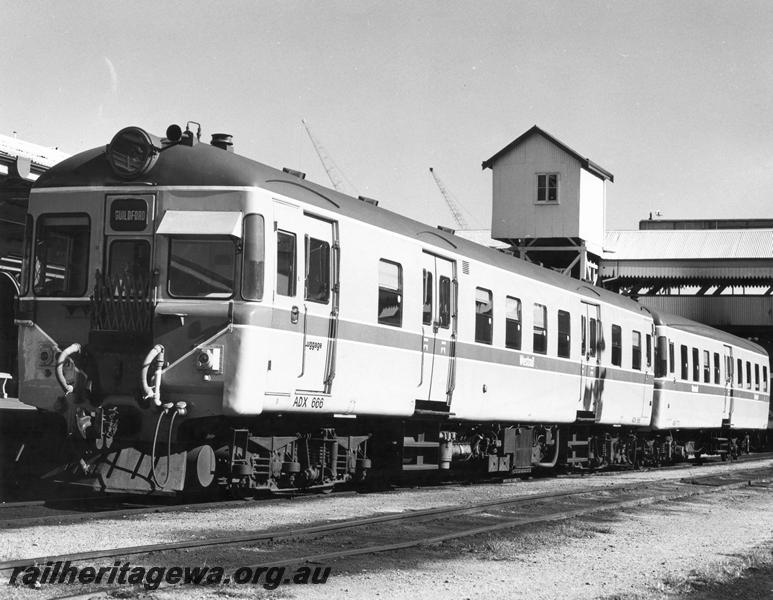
[301,119,358,196]
[429,167,471,231]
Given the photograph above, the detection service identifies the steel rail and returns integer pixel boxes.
[2,468,771,574]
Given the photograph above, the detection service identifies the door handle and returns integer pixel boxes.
[290,306,300,324]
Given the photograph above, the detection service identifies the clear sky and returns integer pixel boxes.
[3,1,773,231]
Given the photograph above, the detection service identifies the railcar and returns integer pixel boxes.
[650,311,769,458]
[14,123,771,495]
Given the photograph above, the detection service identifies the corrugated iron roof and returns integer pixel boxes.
[603,229,773,260]
[0,134,69,169]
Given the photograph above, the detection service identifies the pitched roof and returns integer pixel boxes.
[481,125,614,182]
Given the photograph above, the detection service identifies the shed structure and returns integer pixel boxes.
[482,125,613,283]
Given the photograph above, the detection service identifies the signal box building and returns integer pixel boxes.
[482,125,614,283]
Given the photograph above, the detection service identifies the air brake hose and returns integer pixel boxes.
[150,401,188,490]
[55,343,82,396]
[141,344,165,407]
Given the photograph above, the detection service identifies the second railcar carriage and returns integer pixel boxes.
[15,124,770,494]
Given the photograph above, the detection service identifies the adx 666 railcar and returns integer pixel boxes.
[14,124,770,494]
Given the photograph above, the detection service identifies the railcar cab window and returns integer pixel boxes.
[378,259,402,327]
[107,239,150,292]
[305,235,330,303]
[475,288,493,344]
[33,214,90,297]
[557,310,571,358]
[168,237,235,298]
[505,296,522,350]
[537,173,559,203]
[276,231,297,297]
[242,214,265,301]
[533,303,547,354]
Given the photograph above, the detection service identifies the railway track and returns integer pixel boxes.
[2,451,772,530]
[1,463,771,596]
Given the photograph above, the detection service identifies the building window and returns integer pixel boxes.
[557,310,571,358]
[611,325,622,367]
[378,259,402,327]
[537,173,559,202]
[533,303,547,354]
[632,331,642,371]
[505,296,522,350]
[475,287,493,344]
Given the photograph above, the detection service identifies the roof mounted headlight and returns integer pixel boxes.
[107,127,161,179]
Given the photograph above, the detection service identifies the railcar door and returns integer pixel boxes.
[579,302,602,416]
[268,200,337,398]
[418,252,456,408]
[722,344,734,421]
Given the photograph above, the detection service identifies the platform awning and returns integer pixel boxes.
[600,260,773,284]
[156,210,242,238]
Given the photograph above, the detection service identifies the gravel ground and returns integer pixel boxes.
[3,459,773,599]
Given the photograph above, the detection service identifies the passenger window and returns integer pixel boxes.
[439,276,451,328]
[692,348,700,382]
[632,331,642,371]
[505,296,522,350]
[276,231,297,296]
[737,358,743,386]
[533,303,547,354]
[378,259,402,327]
[305,236,330,303]
[746,361,752,389]
[557,310,571,358]
[475,288,493,344]
[646,334,652,368]
[681,345,688,380]
[588,317,597,358]
[655,336,667,377]
[764,366,769,392]
[703,350,710,383]
[755,364,760,391]
[611,325,622,367]
[713,353,720,385]
[242,214,265,301]
[422,270,432,326]
[669,341,675,374]
[581,315,587,356]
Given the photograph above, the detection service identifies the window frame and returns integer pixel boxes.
[474,287,493,345]
[533,303,548,355]
[33,212,92,298]
[377,258,403,327]
[536,172,560,203]
[505,295,522,350]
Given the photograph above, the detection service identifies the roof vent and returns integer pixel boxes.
[210,133,233,151]
[437,225,456,234]
[282,167,306,179]
[358,195,379,206]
